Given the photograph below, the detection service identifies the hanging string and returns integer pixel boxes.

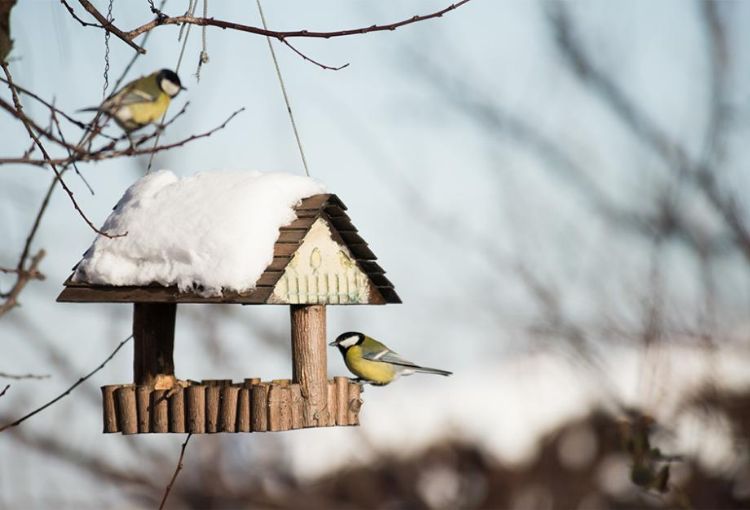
[146,0,197,173]
[255,0,310,177]
[102,0,114,98]
[195,0,209,81]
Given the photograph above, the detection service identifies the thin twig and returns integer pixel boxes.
[280,39,349,71]
[0,97,86,152]
[125,1,473,41]
[158,433,192,510]
[0,76,102,134]
[50,106,95,195]
[2,107,244,166]
[0,63,124,239]
[0,372,50,380]
[0,335,132,433]
[76,0,145,53]
[59,0,104,29]
[0,385,9,398]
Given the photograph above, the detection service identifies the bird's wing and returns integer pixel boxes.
[362,348,421,369]
[105,87,157,108]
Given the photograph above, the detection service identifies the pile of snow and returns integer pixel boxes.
[73,170,325,295]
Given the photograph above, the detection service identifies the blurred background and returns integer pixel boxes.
[2,1,750,508]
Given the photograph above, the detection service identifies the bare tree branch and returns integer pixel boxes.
[0,106,244,166]
[159,433,192,510]
[125,1,473,42]
[75,0,146,54]
[1,62,125,239]
[0,385,8,398]
[0,335,132,433]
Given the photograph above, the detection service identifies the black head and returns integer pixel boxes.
[329,331,365,352]
[156,69,185,97]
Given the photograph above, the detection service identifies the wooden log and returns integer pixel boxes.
[205,384,221,433]
[334,377,349,426]
[150,389,169,433]
[169,387,186,433]
[290,384,303,429]
[136,385,151,433]
[268,384,282,432]
[279,385,292,431]
[101,385,120,433]
[347,383,362,426]
[251,383,269,432]
[133,303,176,387]
[186,384,206,434]
[219,385,239,432]
[290,305,327,427]
[268,384,293,432]
[202,379,232,387]
[237,387,251,432]
[115,385,137,435]
[244,377,261,386]
[326,381,337,426]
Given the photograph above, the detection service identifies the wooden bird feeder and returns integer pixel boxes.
[57,194,400,434]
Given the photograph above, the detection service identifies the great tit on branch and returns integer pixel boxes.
[330,332,452,386]
[81,69,185,133]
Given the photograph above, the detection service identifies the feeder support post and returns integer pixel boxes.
[290,304,328,427]
[133,303,177,388]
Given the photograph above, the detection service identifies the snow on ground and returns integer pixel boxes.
[283,343,750,479]
[73,170,325,295]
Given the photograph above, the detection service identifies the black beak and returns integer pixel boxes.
[328,340,337,347]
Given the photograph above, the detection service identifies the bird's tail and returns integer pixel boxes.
[414,366,452,377]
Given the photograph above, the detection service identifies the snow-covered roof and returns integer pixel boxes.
[58,170,400,305]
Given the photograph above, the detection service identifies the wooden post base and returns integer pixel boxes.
[101,377,363,434]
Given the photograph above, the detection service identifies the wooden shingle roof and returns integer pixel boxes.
[57,194,400,305]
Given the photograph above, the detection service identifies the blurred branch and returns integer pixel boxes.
[546,3,750,262]
[6,425,161,491]
[0,371,50,380]
[0,384,8,398]
[0,335,132,433]
[159,433,192,510]
[411,55,734,256]
[0,249,45,317]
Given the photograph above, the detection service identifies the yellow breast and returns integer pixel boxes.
[345,345,396,385]
[128,93,170,126]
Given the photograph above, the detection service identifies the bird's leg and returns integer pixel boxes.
[126,132,136,151]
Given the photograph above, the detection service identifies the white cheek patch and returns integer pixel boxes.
[161,79,181,97]
[338,335,359,348]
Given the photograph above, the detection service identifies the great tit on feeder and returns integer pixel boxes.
[330,332,452,386]
[81,69,185,132]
